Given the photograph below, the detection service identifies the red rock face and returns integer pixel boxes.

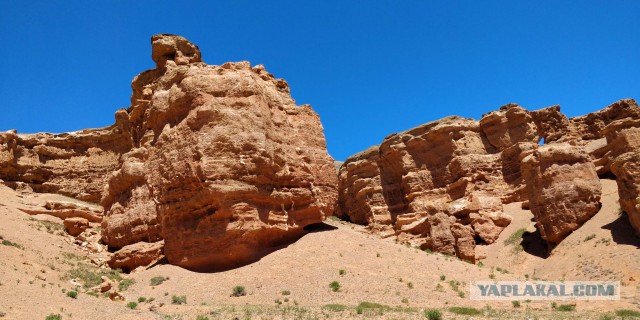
[100,34,338,270]
[0,122,132,202]
[521,144,602,243]
[605,116,640,236]
[338,99,640,259]
[338,115,518,261]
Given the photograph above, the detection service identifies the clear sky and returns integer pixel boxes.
[1,1,638,160]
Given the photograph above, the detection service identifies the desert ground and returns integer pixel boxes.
[0,178,638,320]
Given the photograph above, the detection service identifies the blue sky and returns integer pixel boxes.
[1,1,638,160]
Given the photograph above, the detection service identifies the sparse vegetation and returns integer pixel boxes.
[66,290,78,299]
[496,267,509,274]
[329,281,341,292]
[504,228,526,253]
[32,219,65,235]
[65,262,122,289]
[1,239,23,249]
[439,275,446,281]
[616,309,640,317]
[555,304,576,312]
[231,286,246,297]
[407,281,414,289]
[323,304,348,312]
[45,314,62,320]
[171,295,187,305]
[118,278,135,291]
[196,316,210,320]
[150,276,168,286]
[138,297,147,303]
[401,297,409,304]
[599,313,614,320]
[281,290,290,295]
[477,261,484,267]
[126,301,138,309]
[357,302,387,315]
[339,269,346,276]
[424,309,443,320]
[448,306,482,315]
[584,234,596,241]
[448,280,460,291]
[512,301,521,308]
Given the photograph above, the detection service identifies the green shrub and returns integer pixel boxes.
[339,269,346,276]
[448,306,482,315]
[66,290,78,299]
[322,304,348,312]
[150,276,168,286]
[329,281,341,292]
[615,309,640,317]
[126,301,138,309]
[281,290,290,295]
[439,275,445,281]
[231,286,246,297]
[555,304,576,312]
[137,297,147,303]
[512,301,521,308]
[1,239,24,249]
[45,314,62,320]
[171,295,187,305]
[448,280,460,291]
[424,309,442,320]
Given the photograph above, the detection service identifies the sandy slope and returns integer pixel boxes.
[0,180,638,320]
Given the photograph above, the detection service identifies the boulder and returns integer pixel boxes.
[522,143,602,243]
[108,241,164,272]
[63,217,90,237]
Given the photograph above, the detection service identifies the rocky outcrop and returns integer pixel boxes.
[108,241,164,272]
[338,99,639,259]
[521,143,602,243]
[0,124,131,202]
[100,34,338,271]
[338,115,519,261]
[2,34,337,271]
[605,116,640,235]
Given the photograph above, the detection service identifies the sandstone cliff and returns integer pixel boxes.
[337,99,640,260]
[1,34,338,271]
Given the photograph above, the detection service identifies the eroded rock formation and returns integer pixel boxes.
[100,34,337,271]
[337,99,639,260]
[521,143,602,243]
[0,123,131,202]
[1,34,338,272]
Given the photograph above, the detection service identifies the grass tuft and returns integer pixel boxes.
[231,286,246,297]
[329,281,341,292]
[171,295,187,305]
[424,309,443,320]
[150,276,168,286]
[448,306,482,315]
